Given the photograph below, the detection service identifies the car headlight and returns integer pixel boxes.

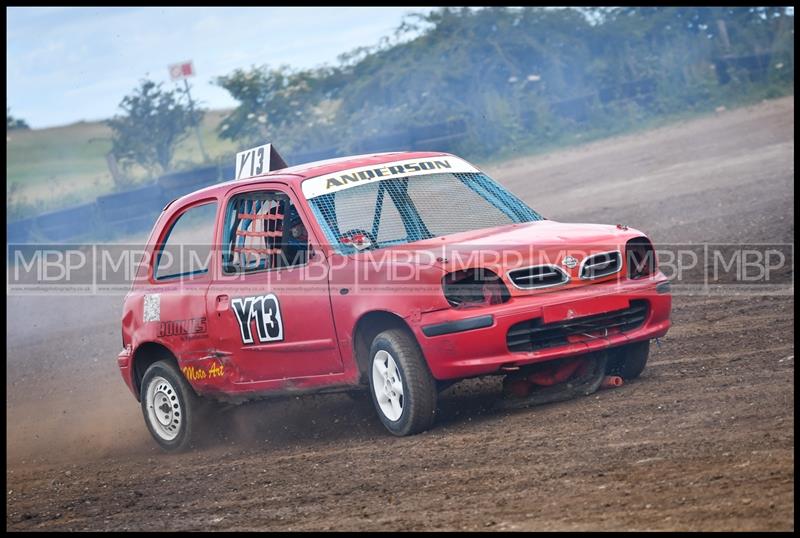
[626,237,656,279]
[442,268,510,308]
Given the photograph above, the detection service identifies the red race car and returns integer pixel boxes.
[118,145,671,451]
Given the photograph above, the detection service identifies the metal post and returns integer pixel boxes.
[105,152,125,188]
[183,78,210,162]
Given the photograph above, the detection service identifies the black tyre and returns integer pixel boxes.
[140,360,203,452]
[368,329,438,436]
[606,340,650,380]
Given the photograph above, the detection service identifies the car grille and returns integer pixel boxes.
[579,251,622,280]
[506,300,649,352]
[507,264,569,289]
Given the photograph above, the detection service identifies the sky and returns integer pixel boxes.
[6,7,434,129]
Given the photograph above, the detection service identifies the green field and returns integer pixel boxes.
[7,110,239,218]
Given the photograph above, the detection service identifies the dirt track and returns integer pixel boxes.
[6,96,794,531]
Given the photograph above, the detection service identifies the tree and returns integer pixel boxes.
[7,108,30,130]
[213,65,330,148]
[106,79,204,178]
[213,7,794,161]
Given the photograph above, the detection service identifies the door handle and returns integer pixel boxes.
[216,294,229,312]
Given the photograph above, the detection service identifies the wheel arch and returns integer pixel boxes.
[352,310,418,385]
[131,341,182,401]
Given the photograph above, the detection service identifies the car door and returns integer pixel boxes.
[206,183,344,384]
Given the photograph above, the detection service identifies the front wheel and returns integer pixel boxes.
[140,360,202,452]
[368,329,438,436]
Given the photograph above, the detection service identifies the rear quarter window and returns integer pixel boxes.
[154,202,218,280]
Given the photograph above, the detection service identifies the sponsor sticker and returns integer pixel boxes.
[143,294,160,322]
[301,156,480,199]
[158,317,207,338]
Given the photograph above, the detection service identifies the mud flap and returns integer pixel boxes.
[494,351,609,411]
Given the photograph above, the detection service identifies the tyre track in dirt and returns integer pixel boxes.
[6,96,794,531]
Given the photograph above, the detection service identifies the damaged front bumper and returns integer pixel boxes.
[412,273,672,380]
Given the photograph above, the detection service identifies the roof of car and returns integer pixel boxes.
[171,150,454,207]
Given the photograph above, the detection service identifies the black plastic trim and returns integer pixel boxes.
[422,315,494,337]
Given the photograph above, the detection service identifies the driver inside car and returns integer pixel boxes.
[282,207,309,266]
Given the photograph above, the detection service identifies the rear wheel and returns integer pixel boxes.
[606,340,650,380]
[141,360,202,452]
[368,329,438,436]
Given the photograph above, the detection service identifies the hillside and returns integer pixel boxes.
[7,110,238,219]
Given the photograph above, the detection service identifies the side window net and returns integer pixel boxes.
[223,192,308,273]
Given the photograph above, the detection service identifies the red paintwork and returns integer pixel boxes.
[118,151,671,402]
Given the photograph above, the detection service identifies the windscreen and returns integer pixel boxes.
[305,170,543,253]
